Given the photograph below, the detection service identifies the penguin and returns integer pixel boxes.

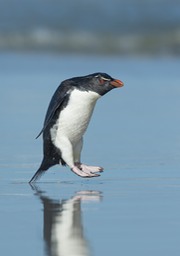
[29,72,124,183]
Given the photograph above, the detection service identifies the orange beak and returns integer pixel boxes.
[110,79,124,88]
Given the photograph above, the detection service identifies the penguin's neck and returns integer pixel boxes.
[68,89,101,109]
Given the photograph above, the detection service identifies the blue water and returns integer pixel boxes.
[0,52,180,255]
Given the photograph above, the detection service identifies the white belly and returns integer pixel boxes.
[51,89,101,147]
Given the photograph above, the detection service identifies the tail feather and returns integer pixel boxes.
[29,158,55,183]
[29,152,64,183]
[29,167,45,183]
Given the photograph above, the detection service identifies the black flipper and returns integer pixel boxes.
[36,84,72,139]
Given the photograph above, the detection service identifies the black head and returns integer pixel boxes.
[64,72,124,96]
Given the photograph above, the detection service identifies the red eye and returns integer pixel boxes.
[100,79,104,84]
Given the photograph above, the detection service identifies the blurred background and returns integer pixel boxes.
[0,0,180,55]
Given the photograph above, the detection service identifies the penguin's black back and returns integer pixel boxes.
[29,89,71,183]
[42,104,67,167]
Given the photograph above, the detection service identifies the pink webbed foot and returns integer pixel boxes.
[71,166,100,178]
[74,162,103,177]
[80,164,104,173]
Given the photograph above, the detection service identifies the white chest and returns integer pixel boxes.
[51,89,101,144]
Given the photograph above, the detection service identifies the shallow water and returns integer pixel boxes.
[0,52,180,255]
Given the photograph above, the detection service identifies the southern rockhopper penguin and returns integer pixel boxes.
[29,73,124,183]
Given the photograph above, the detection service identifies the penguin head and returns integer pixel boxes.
[69,72,124,96]
[92,72,124,95]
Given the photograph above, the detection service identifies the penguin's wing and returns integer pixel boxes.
[36,84,72,139]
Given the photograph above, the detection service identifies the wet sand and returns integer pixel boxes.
[0,53,180,256]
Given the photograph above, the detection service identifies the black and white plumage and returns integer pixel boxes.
[29,73,124,183]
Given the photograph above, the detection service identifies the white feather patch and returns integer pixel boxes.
[51,89,101,150]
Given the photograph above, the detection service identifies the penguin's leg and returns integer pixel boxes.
[73,138,102,176]
[58,137,98,178]
[73,137,83,165]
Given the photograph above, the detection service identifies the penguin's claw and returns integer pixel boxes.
[71,166,100,178]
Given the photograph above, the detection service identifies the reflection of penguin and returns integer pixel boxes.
[29,73,124,182]
[31,186,102,256]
